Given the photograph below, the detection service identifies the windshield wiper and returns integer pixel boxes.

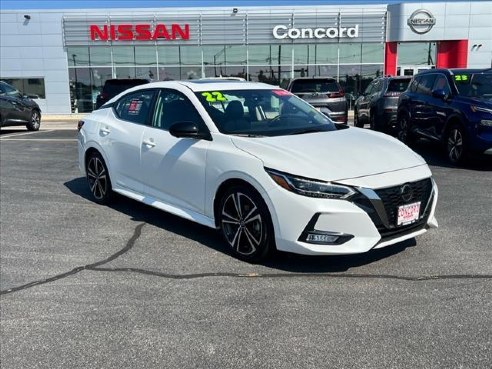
[231,133,265,138]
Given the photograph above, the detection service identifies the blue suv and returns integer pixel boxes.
[397,68,492,164]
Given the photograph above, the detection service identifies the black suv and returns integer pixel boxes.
[397,69,492,164]
[354,76,411,132]
[0,81,41,131]
[287,77,348,123]
[95,79,149,109]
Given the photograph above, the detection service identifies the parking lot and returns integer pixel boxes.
[1,125,491,368]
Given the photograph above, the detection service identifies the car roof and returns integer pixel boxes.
[136,80,277,92]
[290,77,337,81]
[417,68,491,75]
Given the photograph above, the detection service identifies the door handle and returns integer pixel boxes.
[100,127,111,135]
[142,139,156,148]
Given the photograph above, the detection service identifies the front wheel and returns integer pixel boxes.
[446,124,467,165]
[219,186,274,263]
[86,152,113,204]
[26,110,41,131]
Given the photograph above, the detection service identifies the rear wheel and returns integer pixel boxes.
[86,151,113,204]
[26,110,41,131]
[446,124,467,165]
[219,185,274,263]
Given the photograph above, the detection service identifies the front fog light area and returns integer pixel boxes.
[302,230,354,245]
[299,214,354,245]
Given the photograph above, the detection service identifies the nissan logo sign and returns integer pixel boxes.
[407,9,436,34]
[400,184,414,202]
[273,25,359,40]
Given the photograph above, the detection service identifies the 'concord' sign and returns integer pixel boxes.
[273,25,360,40]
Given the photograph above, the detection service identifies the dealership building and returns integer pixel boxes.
[0,1,491,114]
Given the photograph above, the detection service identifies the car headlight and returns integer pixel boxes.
[265,168,356,199]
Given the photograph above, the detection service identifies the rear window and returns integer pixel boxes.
[290,79,340,93]
[103,80,148,96]
[387,79,411,92]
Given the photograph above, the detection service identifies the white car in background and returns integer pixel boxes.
[77,80,438,262]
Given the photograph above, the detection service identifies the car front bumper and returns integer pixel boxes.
[265,167,438,256]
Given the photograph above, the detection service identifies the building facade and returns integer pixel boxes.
[1,1,491,114]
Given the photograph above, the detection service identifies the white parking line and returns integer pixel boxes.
[0,138,77,142]
[0,129,54,139]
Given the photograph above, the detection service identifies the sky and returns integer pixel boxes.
[0,0,481,10]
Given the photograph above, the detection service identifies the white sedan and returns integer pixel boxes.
[77,80,438,262]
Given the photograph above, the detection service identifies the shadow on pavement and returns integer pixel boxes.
[404,137,492,171]
[65,177,416,273]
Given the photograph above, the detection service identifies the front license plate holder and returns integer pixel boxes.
[397,202,421,226]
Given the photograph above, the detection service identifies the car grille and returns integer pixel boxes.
[352,178,434,242]
[375,178,433,227]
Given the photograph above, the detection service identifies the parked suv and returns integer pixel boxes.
[287,77,348,123]
[397,69,492,164]
[0,81,41,131]
[95,79,149,109]
[354,76,411,132]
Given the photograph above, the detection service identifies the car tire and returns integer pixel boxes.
[397,113,415,145]
[354,109,364,128]
[218,185,274,263]
[446,124,467,165]
[26,110,41,131]
[86,151,113,204]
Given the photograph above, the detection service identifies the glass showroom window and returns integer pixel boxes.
[1,78,46,99]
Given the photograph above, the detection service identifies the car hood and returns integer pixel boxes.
[231,128,427,182]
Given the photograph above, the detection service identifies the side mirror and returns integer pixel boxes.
[169,121,211,141]
[432,89,448,100]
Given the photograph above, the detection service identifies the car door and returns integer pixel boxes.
[140,88,211,214]
[98,89,157,194]
[357,82,375,123]
[430,73,453,139]
[411,74,436,133]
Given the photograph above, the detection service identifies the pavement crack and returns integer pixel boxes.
[88,267,492,282]
[0,223,146,296]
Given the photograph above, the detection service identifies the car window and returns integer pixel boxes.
[409,77,419,93]
[195,89,337,137]
[0,82,22,98]
[373,80,382,93]
[152,89,205,131]
[433,74,451,96]
[416,74,437,96]
[364,82,374,95]
[454,73,492,100]
[290,79,340,93]
[388,79,411,92]
[114,89,156,125]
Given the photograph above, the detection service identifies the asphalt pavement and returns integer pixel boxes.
[1,126,491,369]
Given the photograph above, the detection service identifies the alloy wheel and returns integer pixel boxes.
[27,111,41,131]
[398,116,408,142]
[447,127,464,164]
[221,191,264,256]
[87,156,108,201]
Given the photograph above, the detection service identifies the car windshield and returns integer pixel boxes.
[195,89,338,137]
[387,79,411,92]
[0,82,22,98]
[290,79,339,93]
[454,73,492,100]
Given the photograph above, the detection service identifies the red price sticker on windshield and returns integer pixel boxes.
[272,89,292,96]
